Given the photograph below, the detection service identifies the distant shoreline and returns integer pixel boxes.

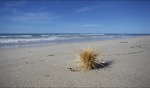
[0,33,150,50]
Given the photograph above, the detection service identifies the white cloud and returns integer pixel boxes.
[76,5,99,13]
[80,24,103,27]
[76,2,121,13]
[0,1,27,15]
[4,12,60,24]
[1,1,60,24]
[5,1,27,7]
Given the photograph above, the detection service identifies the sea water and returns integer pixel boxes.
[0,33,149,49]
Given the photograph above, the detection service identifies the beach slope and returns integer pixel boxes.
[0,36,150,87]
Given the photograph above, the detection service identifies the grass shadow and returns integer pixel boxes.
[68,60,115,72]
[96,60,115,69]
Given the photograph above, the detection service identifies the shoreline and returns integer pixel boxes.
[0,36,150,87]
[0,35,149,50]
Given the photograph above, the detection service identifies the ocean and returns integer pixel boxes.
[0,33,149,49]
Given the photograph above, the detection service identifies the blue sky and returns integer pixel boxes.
[0,0,150,33]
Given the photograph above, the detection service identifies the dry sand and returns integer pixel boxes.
[0,36,150,87]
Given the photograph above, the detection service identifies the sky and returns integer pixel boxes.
[0,0,150,33]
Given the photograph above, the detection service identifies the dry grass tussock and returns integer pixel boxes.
[77,47,105,71]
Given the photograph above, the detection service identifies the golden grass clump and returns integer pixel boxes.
[77,48,101,70]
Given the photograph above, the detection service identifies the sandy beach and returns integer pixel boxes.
[0,36,150,87]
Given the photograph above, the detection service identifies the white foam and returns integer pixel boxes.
[0,37,58,44]
[0,35,33,38]
[80,33,105,36]
[0,34,116,44]
[16,35,33,38]
[41,35,49,37]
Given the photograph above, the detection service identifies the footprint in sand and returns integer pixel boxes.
[44,74,50,77]
[25,62,34,65]
[28,51,32,53]
[120,41,128,43]
[130,45,145,48]
[128,51,144,54]
[47,54,54,57]
[104,50,144,56]
[26,62,28,64]
[39,59,45,61]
